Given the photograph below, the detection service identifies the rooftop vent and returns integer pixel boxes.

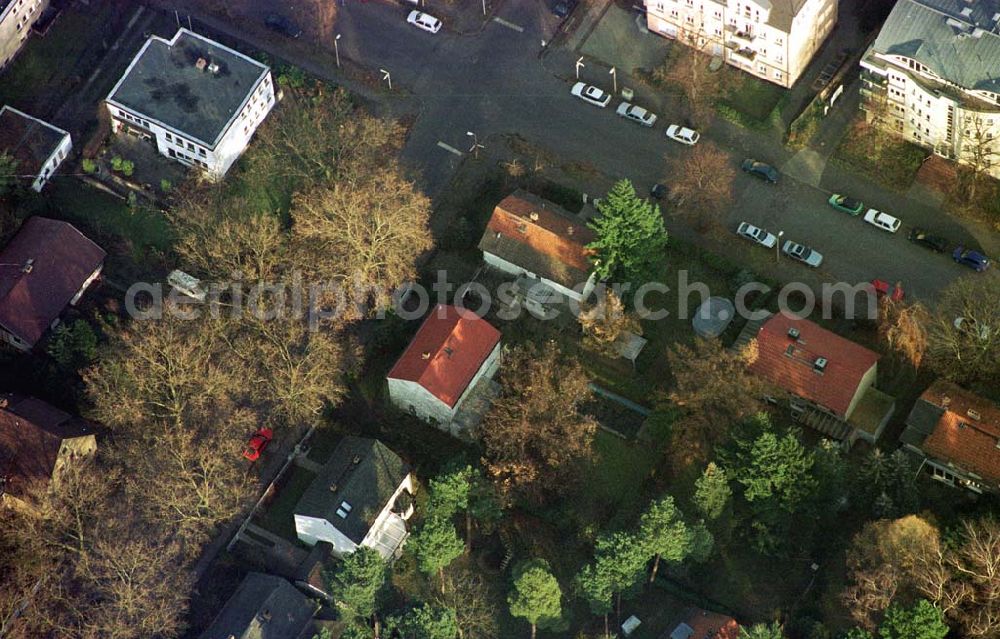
[567,225,574,236]
[207,61,220,74]
[784,345,795,356]
[352,455,362,465]
[421,351,431,360]
[443,346,454,357]
[328,483,338,493]
[787,327,800,340]
[516,223,527,234]
[967,409,982,421]
[814,357,828,373]
[336,507,348,518]
[195,57,208,71]
[942,395,952,407]
[340,501,353,513]
[529,212,539,221]
[21,259,33,274]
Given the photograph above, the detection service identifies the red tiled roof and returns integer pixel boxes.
[0,394,94,498]
[0,217,106,347]
[673,608,740,639]
[919,381,1000,485]
[750,314,880,419]
[477,190,595,289]
[387,305,501,408]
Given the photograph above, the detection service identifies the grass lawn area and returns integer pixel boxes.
[832,118,929,190]
[254,465,317,541]
[717,71,786,127]
[0,3,117,110]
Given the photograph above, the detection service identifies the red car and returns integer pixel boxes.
[870,279,904,302]
[243,427,273,461]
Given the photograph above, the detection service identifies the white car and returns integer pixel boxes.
[736,222,778,249]
[615,102,657,127]
[407,10,442,33]
[665,124,700,145]
[782,240,823,267]
[571,82,611,108]
[863,209,901,233]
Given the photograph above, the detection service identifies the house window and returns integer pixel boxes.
[774,70,783,80]
[165,132,172,142]
[198,147,206,157]
[931,465,956,485]
[186,142,194,151]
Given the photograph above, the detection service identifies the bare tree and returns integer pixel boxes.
[578,288,642,357]
[437,566,500,639]
[663,142,736,232]
[662,338,767,467]
[957,116,1000,205]
[662,29,727,127]
[481,341,597,504]
[926,272,1000,387]
[879,299,931,370]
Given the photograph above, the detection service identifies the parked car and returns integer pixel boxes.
[869,279,905,301]
[908,227,949,253]
[782,240,823,267]
[665,124,700,145]
[952,246,991,271]
[550,0,578,17]
[571,82,611,108]
[828,193,864,215]
[735,221,778,248]
[265,13,303,38]
[741,159,778,183]
[407,10,442,33]
[616,102,657,127]
[650,183,669,200]
[243,427,274,461]
[863,209,901,233]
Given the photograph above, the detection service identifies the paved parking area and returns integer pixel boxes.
[579,3,668,73]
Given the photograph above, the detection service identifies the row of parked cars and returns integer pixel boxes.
[570,83,702,146]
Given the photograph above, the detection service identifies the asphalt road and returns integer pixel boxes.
[171,0,984,304]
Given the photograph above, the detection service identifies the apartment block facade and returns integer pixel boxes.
[860,0,1000,179]
[0,0,47,71]
[644,0,837,88]
[106,29,275,180]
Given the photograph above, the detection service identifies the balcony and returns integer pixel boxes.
[728,45,757,65]
[725,24,755,46]
[860,69,887,87]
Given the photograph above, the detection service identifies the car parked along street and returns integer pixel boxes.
[908,228,949,253]
[863,209,902,233]
[828,194,864,216]
[616,102,657,127]
[665,124,700,145]
[736,221,778,248]
[952,246,991,272]
[741,159,778,183]
[407,10,442,33]
[782,240,823,267]
[571,82,611,108]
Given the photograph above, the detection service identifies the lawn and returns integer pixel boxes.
[717,71,787,128]
[253,464,317,541]
[832,117,929,190]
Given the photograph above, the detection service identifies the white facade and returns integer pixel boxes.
[106,29,275,180]
[644,0,837,88]
[294,473,415,559]
[388,341,502,424]
[0,0,47,71]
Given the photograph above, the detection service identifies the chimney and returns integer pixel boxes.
[352,455,362,465]
[22,258,34,274]
[967,409,981,421]
[421,351,431,360]
[443,346,454,357]
[942,395,951,407]
[529,212,539,221]
[328,483,338,493]
[207,61,220,74]
[813,357,828,373]
[195,57,208,71]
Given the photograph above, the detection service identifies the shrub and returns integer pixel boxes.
[121,160,134,177]
[160,179,172,192]
[81,158,97,174]
[110,156,124,172]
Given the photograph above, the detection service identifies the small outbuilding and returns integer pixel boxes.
[692,297,735,338]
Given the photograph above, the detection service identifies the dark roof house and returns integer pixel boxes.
[0,105,71,192]
[294,436,412,555]
[0,217,105,349]
[198,572,316,639]
[901,380,1000,494]
[0,393,96,501]
[478,190,595,291]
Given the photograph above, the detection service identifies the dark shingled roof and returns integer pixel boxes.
[0,106,70,179]
[872,0,1000,93]
[0,394,94,499]
[107,28,269,147]
[0,217,106,348]
[295,437,409,544]
[900,396,945,448]
[198,572,315,639]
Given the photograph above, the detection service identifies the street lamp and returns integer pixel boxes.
[776,230,784,263]
[481,0,486,16]
[379,68,392,90]
[466,131,485,159]
[575,56,585,80]
[609,66,617,94]
[334,34,341,69]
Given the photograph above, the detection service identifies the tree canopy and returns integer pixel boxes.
[508,559,563,639]
[586,179,668,285]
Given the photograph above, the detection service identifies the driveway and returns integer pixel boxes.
[140,0,992,303]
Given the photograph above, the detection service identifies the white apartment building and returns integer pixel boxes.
[860,0,1000,179]
[105,28,275,180]
[644,0,837,88]
[0,0,48,71]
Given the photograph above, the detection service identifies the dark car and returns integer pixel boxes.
[650,183,669,200]
[908,227,949,253]
[265,13,302,38]
[741,159,778,184]
[551,0,578,17]
[952,246,991,272]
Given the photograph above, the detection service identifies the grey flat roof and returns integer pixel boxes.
[872,0,1000,93]
[0,106,69,178]
[900,397,944,448]
[107,29,269,147]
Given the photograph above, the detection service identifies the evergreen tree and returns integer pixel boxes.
[693,462,732,521]
[587,179,668,285]
[636,496,693,582]
[878,600,948,639]
[386,603,458,639]
[326,547,387,629]
[0,152,18,195]
[409,515,464,593]
[508,559,562,639]
[740,622,787,639]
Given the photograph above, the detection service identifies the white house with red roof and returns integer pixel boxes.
[738,313,895,446]
[0,217,106,351]
[387,305,502,436]
[901,381,1000,495]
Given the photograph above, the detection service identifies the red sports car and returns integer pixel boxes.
[243,427,273,461]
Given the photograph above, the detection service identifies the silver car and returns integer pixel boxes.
[616,102,657,127]
[571,82,611,108]
[782,240,823,267]
[736,222,778,248]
